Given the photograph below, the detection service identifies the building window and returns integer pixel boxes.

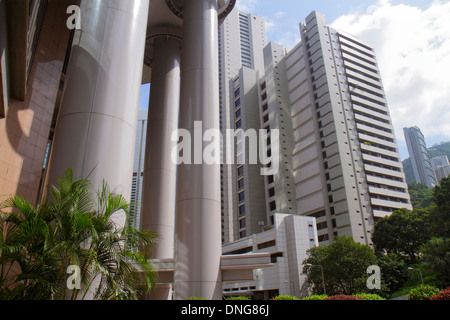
[235,98,241,108]
[239,230,247,238]
[235,108,241,119]
[268,187,275,197]
[238,191,245,203]
[267,175,274,184]
[236,119,242,129]
[239,218,246,229]
[239,204,245,216]
[317,221,328,230]
[234,87,240,97]
[269,201,276,211]
[258,240,276,250]
[238,178,244,189]
[237,166,244,177]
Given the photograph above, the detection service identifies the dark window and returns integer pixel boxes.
[237,166,244,177]
[268,188,275,197]
[238,191,245,202]
[258,240,276,250]
[269,201,276,211]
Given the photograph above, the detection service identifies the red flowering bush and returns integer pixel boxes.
[324,294,363,300]
[430,287,450,300]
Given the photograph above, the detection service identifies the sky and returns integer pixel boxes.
[141,0,450,161]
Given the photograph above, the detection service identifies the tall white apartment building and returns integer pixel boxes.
[219,10,267,243]
[404,126,437,188]
[283,11,412,245]
[224,11,412,247]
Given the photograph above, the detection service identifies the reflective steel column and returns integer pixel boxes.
[174,0,222,300]
[141,36,181,300]
[46,0,149,224]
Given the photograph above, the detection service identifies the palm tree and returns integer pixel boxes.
[0,169,157,300]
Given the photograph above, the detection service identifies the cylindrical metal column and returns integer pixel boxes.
[141,36,181,300]
[174,0,222,300]
[46,0,149,215]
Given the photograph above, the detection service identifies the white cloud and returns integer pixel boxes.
[331,0,450,145]
[264,18,276,33]
[275,12,287,18]
[235,0,260,13]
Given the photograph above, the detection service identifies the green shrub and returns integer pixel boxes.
[301,294,328,300]
[225,296,251,300]
[408,285,441,300]
[186,297,207,300]
[272,295,299,300]
[354,293,386,300]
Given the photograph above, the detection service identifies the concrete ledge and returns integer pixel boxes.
[150,253,272,285]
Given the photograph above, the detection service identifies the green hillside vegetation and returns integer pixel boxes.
[402,141,450,184]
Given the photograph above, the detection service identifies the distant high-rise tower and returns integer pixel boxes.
[431,155,450,183]
[219,10,267,243]
[130,109,148,230]
[404,126,437,188]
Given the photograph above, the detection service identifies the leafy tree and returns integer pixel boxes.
[376,253,408,296]
[0,169,157,300]
[302,237,377,296]
[408,183,435,209]
[422,238,450,285]
[372,208,431,263]
[431,176,450,237]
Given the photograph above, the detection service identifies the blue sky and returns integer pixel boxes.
[141,0,450,160]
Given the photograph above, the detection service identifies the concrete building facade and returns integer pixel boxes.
[222,11,412,248]
[219,9,266,244]
[289,11,412,245]
[222,213,318,299]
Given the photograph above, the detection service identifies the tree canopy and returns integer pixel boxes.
[302,236,377,296]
